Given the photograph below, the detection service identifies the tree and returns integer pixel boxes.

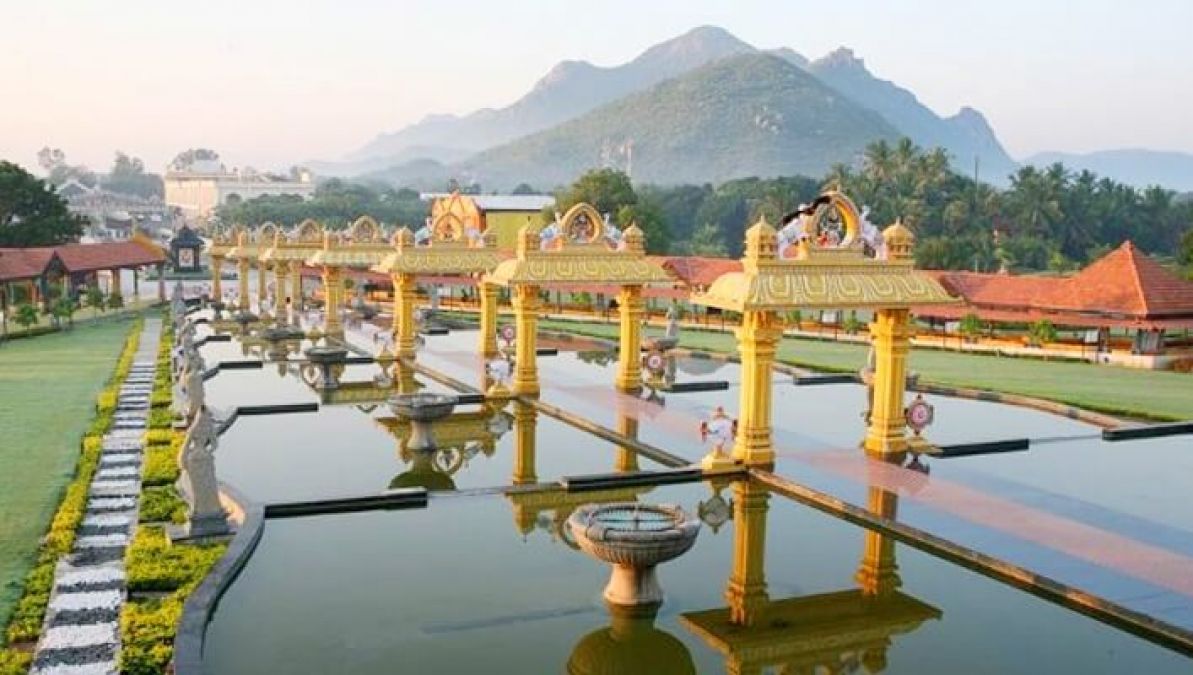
[675,221,728,257]
[49,297,76,329]
[0,161,86,246]
[170,148,220,171]
[553,169,637,217]
[13,304,38,331]
[84,286,106,315]
[107,292,124,310]
[616,199,670,254]
[36,147,96,187]
[511,183,538,195]
[1028,319,1058,347]
[102,152,163,199]
[1179,228,1193,267]
[959,313,983,342]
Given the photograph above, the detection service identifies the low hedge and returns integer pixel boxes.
[138,487,187,525]
[126,527,225,593]
[142,442,181,487]
[0,649,31,675]
[2,319,143,646]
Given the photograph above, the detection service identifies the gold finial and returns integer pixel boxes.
[622,222,645,255]
[882,218,915,260]
[516,224,541,257]
[394,226,414,251]
[744,215,778,268]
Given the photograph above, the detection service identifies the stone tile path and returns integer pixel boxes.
[30,319,160,675]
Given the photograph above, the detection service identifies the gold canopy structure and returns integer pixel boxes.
[483,203,673,395]
[305,216,394,336]
[224,223,282,314]
[371,212,506,360]
[258,219,326,312]
[207,224,245,309]
[690,192,957,464]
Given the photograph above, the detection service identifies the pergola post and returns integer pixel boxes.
[615,284,645,392]
[479,281,499,358]
[322,266,343,336]
[236,244,250,312]
[394,272,418,359]
[211,254,224,300]
[111,268,122,296]
[290,263,303,311]
[257,260,269,307]
[726,480,769,627]
[615,411,639,473]
[733,310,782,466]
[864,308,911,456]
[273,261,290,308]
[512,402,537,485]
[512,284,540,396]
[132,268,140,300]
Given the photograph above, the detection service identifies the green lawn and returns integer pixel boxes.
[523,316,1193,422]
[0,319,137,629]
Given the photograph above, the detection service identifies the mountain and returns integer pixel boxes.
[1023,149,1193,191]
[456,53,900,189]
[349,26,759,164]
[307,145,473,178]
[808,48,1017,183]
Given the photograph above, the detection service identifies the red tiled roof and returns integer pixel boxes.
[652,256,742,289]
[920,242,1193,327]
[53,241,166,273]
[0,248,56,281]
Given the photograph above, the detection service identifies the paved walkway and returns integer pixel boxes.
[30,318,160,675]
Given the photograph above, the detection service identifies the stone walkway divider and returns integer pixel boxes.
[29,318,161,675]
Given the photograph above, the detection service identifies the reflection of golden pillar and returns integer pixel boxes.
[512,284,540,396]
[273,261,288,306]
[237,256,250,311]
[733,310,783,466]
[615,284,644,392]
[322,266,343,336]
[211,254,223,300]
[479,282,498,358]
[393,273,417,359]
[512,402,537,485]
[856,485,901,597]
[394,362,418,395]
[726,481,769,627]
[865,308,911,456]
[615,412,639,473]
[290,264,303,310]
[257,261,268,305]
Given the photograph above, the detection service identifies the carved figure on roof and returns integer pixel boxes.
[539,212,562,250]
[295,219,324,243]
[431,212,465,243]
[350,216,382,243]
[561,203,604,244]
[415,217,433,246]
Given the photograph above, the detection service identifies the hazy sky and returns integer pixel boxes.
[2,0,1191,173]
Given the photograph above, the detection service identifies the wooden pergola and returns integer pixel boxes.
[691,192,956,465]
[483,203,673,395]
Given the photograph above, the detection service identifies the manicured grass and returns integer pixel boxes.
[0,319,138,630]
[525,316,1193,422]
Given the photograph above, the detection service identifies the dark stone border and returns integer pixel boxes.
[935,438,1031,457]
[663,381,729,393]
[793,373,858,385]
[262,488,428,519]
[562,467,706,492]
[174,482,265,675]
[236,403,319,416]
[1103,421,1193,441]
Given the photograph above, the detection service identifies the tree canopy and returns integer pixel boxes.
[549,169,670,252]
[0,161,85,246]
[100,152,163,199]
[217,178,426,228]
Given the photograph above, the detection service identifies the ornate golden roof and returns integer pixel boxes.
[483,203,671,287]
[260,220,326,263]
[372,225,506,276]
[209,225,247,257]
[692,209,957,312]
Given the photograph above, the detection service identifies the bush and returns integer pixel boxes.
[0,649,31,675]
[120,596,183,675]
[147,407,174,430]
[139,487,187,524]
[126,527,225,593]
[142,444,181,487]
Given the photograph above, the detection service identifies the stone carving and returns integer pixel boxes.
[179,405,228,537]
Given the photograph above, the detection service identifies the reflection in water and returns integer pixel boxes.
[568,608,695,675]
[681,459,941,674]
[376,402,512,492]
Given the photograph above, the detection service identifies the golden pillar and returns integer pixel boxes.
[237,256,250,312]
[322,266,343,336]
[615,411,639,473]
[290,262,303,311]
[733,310,783,466]
[512,284,540,396]
[393,272,418,359]
[864,308,911,456]
[615,284,645,392]
[479,282,499,358]
[856,484,901,597]
[273,260,289,306]
[512,402,537,485]
[257,260,268,306]
[726,481,769,627]
[210,254,223,300]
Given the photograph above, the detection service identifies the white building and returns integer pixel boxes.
[164,161,315,222]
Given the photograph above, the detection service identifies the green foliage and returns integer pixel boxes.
[138,487,187,524]
[107,292,124,310]
[100,152,163,199]
[142,444,180,487]
[120,596,183,675]
[12,305,37,330]
[217,178,425,228]
[0,648,31,674]
[842,312,864,335]
[84,286,106,313]
[1179,228,1193,267]
[147,407,174,430]
[126,527,225,593]
[0,160,85,246]
[1028,319,1059,347]
[959,313,984,339]
[50,297,77,328]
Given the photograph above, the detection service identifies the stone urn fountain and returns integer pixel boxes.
[233,310,259,333]
[388,393,458,451]
[261,324,306,344]
[304,344,349,390]
[568,502,700,613]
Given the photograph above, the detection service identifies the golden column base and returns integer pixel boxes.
[864,308,912,456]
[732,310,783,467]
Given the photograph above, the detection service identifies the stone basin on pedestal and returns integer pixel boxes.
[388,393,458,451]
[569,502,700,615]
[304,345,348,390]
[233,311,259,334]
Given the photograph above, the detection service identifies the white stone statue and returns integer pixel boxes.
[487,357,512,387]
[701,406,735,452]
[860,206,884,258]
[414,217,432,246]
[602,213,624,249]
[664,305,680,341]
[539,212,562,250]
[179,405,228,536]
[182,351,207,419]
